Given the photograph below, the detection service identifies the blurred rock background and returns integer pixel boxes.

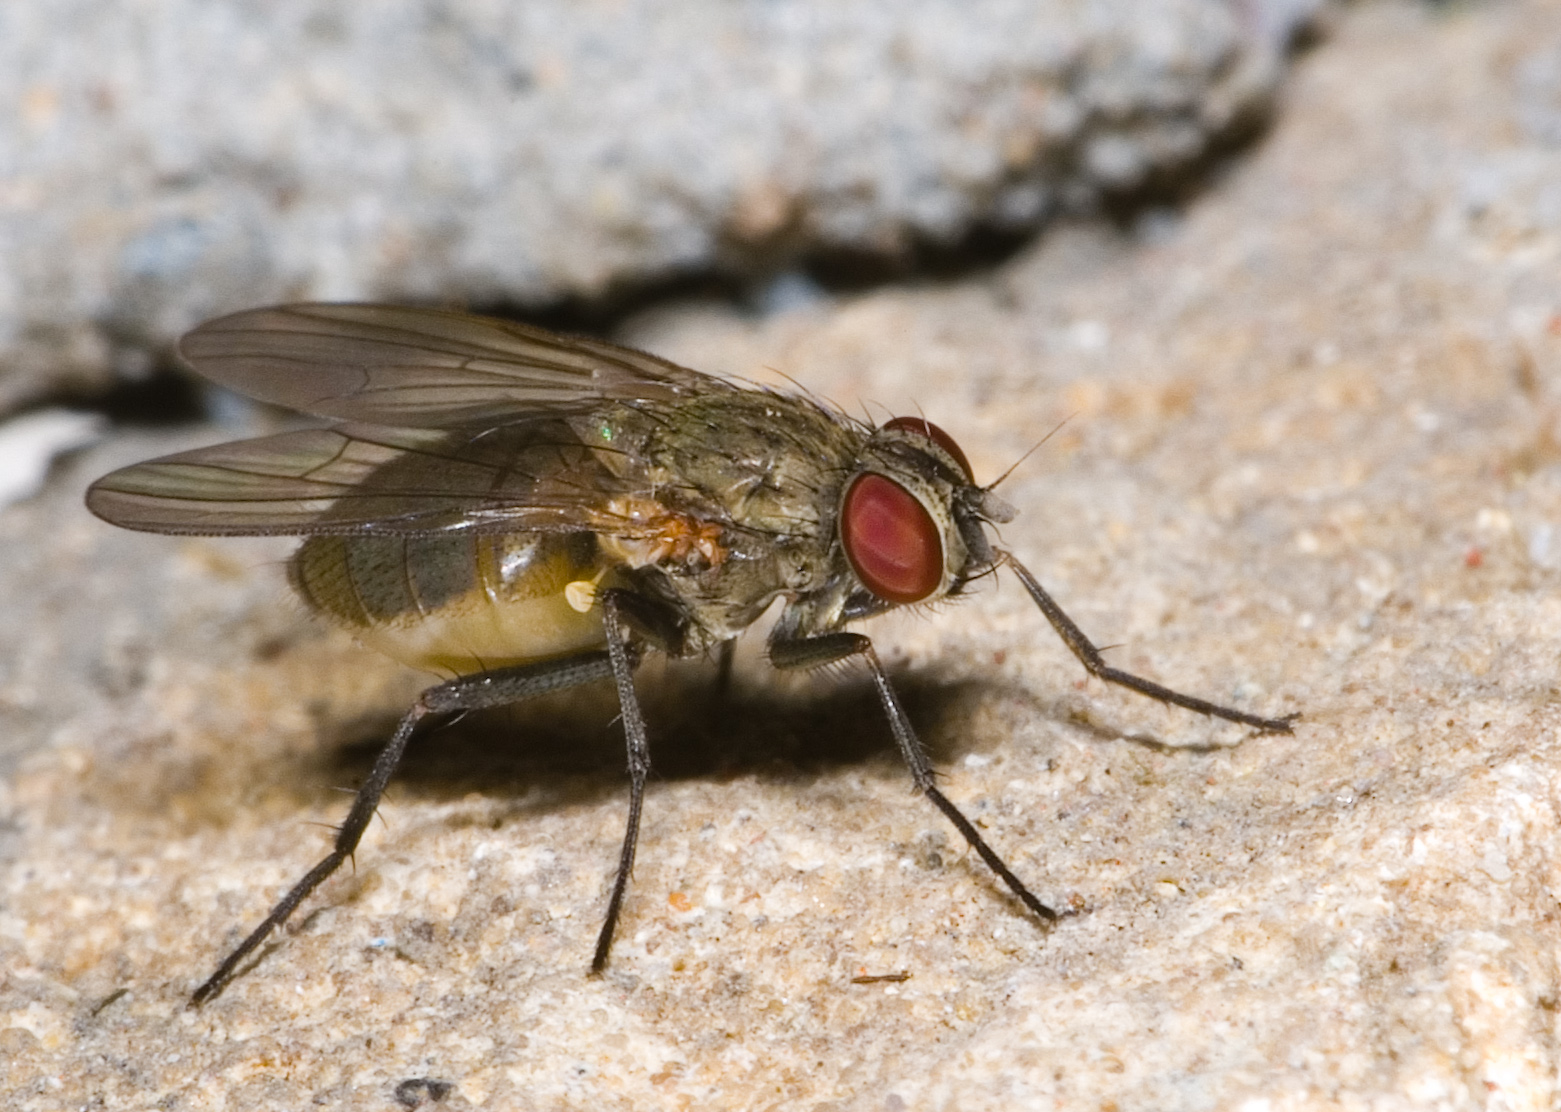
[1,0,1321,411]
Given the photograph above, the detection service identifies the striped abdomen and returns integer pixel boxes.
[289,531,614,675]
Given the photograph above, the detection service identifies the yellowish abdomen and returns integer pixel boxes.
[289,532,615,675]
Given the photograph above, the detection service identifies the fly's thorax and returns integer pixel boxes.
[568,390,868,651]
[642,391,864,540]
[702,533,829,634]
[289,531,614,674]
[771,535,827,591]
[772,571,860,641]
[597,496,729,572]
[599,516,828,651]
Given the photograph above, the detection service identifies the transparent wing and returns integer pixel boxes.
[85,420,635,537]
[178,302,730,428]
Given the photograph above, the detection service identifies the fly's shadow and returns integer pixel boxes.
[320,658,1005,806]
[317,656,1241,810]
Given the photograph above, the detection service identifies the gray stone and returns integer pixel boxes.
[0,0,1324,412]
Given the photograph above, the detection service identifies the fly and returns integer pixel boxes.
[85,303,1297,1005]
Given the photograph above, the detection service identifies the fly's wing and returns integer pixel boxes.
[178,303,730,428]
[86,420,639,538]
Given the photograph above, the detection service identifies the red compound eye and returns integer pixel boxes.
[841,473,944,603]
[882,416,973,482]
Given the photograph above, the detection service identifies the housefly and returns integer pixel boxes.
[86,303,1296,1004]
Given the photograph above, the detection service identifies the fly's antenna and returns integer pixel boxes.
[983,413,1075,493]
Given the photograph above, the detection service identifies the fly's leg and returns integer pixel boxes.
[769,631,1058,927]
[713,639,737,698]
[1003,554,1298,734]
[191,650,622,1006]
[589,587,684,974]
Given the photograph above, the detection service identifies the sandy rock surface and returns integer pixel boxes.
[5,1,1561,1108]
[0,0,1321,412]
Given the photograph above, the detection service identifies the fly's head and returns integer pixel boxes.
[820,416,1014,627]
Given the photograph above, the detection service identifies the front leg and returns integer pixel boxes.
[768,630,1059,927]
[1005,554,1298,733]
